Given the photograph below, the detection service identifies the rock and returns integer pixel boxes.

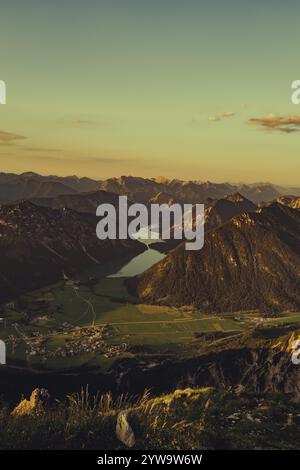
[11,388,50,417]
[234,384,245,396]
[116,411,135,448]
[204,398,211,410]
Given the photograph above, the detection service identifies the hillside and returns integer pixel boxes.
[0,386,299,450]
[0,201,143,302]
[128,204,300,312]
[0,179,77,204]
[276,195,300,210]
[30,189,130,215]
[204,193,257,231]
[151,193,257,253]
[0,172,99,204]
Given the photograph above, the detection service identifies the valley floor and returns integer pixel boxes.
[2,276,300,371]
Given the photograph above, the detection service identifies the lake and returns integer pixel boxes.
[108,245,165,278]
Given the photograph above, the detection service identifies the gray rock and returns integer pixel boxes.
[116,411,135,448]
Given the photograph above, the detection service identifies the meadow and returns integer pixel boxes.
[1,276,300,371]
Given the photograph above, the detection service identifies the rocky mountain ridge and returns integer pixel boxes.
[128,203,300,312]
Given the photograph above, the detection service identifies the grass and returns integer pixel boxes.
[2,277,300,370]
[0,386,299,450]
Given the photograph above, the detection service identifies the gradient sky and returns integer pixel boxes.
[0,0,299,184]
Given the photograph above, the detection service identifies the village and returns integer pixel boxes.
[8,322,127,362]
[0,274,132,364]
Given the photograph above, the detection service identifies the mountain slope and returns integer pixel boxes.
[0,201,143,302]
[0,179,77,204]
[205,193,257,231]
[1,386,299,450]
[127,204,300,312]
[276,195,300,210]
[152,193,257,253]
[0,172,100,204]
[30,189,129,214]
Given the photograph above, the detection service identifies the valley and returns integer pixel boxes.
[0,267,243,370]
[1,261,300,374]
[0,172,300,406]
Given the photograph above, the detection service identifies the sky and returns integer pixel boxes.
[0,0,299,184]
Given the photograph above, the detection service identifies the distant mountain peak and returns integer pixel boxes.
[154,176,170,184]
[224,192,249,203]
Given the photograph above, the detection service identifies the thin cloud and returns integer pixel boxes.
[0,130,27,146]
[208,111,235,122]
[73,119,95,125]
[21,146,61,153]
[0,130,61,153]
[248,113,300,133]
[29,155,136,165]
[58,116,108,127]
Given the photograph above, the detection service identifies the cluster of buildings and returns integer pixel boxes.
[9,322,127,361]
[50,324,127,359]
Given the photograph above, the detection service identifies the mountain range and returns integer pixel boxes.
[0,172,99,204]
[1,172,300,206]
[99,175,300,204]
[1,172,300,313]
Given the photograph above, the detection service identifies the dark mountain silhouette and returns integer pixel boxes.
[0,172,100,204]
[237,183,280,203]
[127,204,300,313]
[0,201,143,303]
[30,189,131,215]
[205,193,257,230]
[0,179,76,204]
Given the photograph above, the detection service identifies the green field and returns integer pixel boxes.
[1,276,300,370]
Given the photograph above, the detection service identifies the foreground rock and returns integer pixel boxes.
[11,388,50,417]
[1,387,300,449]
[116,411,135,448]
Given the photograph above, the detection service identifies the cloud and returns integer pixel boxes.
[73,119,95,125]
[27,155,136,165]
[0,130,62,154]
[208,111,235,122]
[21,146,61,153]
[58,116,106,127]
[0,130,27,146]
[248,113,300,133]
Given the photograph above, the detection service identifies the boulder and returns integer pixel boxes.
[116,411,135,448]
[11,388,50,417]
